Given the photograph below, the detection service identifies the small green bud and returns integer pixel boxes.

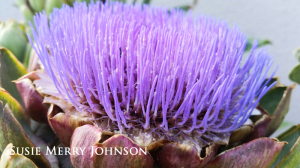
[0,21,28,62]
[16,0,26,6]
[76,0,96,4]
[61,0,75,6]
[45,0,63,15]
[29,0,45,12]
[19,5,34,25]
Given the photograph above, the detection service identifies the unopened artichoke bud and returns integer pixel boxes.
[16,0,26,6]
[19,5,34,26]
[76,0,96,3]
[0,20,27,62]
[61,0,75,6]
[29,0,45,12]
[45,0,63,15]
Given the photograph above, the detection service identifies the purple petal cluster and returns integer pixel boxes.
[29,2,275,144]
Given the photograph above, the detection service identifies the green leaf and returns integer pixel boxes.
[289,63,300,84]
[0,101,51,167]
[23,43,32,69]
[0,143,38,168]
[76,0,98,3]
[245,38,271,52]
[0,89,58,167]
[277,121,295,130]
[0,47,27,107]
[0,90,59,168]
[174,0,198,12]
[143,0,151,4]
[260,86,287,116]
[262,77,279,89]
[61,0,75,6]
[259,84,295,136]
[294,47,300,62]
[277,136,300,168]
[271,125,300,167]
[28,0,45,13]
[178,5,191,12]
[0,88,30,131]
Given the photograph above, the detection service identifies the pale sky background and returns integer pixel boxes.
[0,0,299,135]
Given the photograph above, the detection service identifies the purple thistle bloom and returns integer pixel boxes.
[29,2,276,145]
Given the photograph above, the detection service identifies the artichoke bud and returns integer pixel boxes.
[19,5,34,26]
[45,0,63,15]
[0,20,28,62]
[61,0,75,6]
[28,0,45,12]
[16,0,26,6]
[76,0,96,3]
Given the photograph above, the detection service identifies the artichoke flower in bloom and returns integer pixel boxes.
[2,1,298,168]
[29,1,275,146]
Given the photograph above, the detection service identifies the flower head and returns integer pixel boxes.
[29,2,275,146]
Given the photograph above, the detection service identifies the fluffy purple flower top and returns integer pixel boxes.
[29,2,276,145]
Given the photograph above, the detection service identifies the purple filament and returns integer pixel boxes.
[29,1,276,140]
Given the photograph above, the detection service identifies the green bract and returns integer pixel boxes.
[0,21,28,62]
